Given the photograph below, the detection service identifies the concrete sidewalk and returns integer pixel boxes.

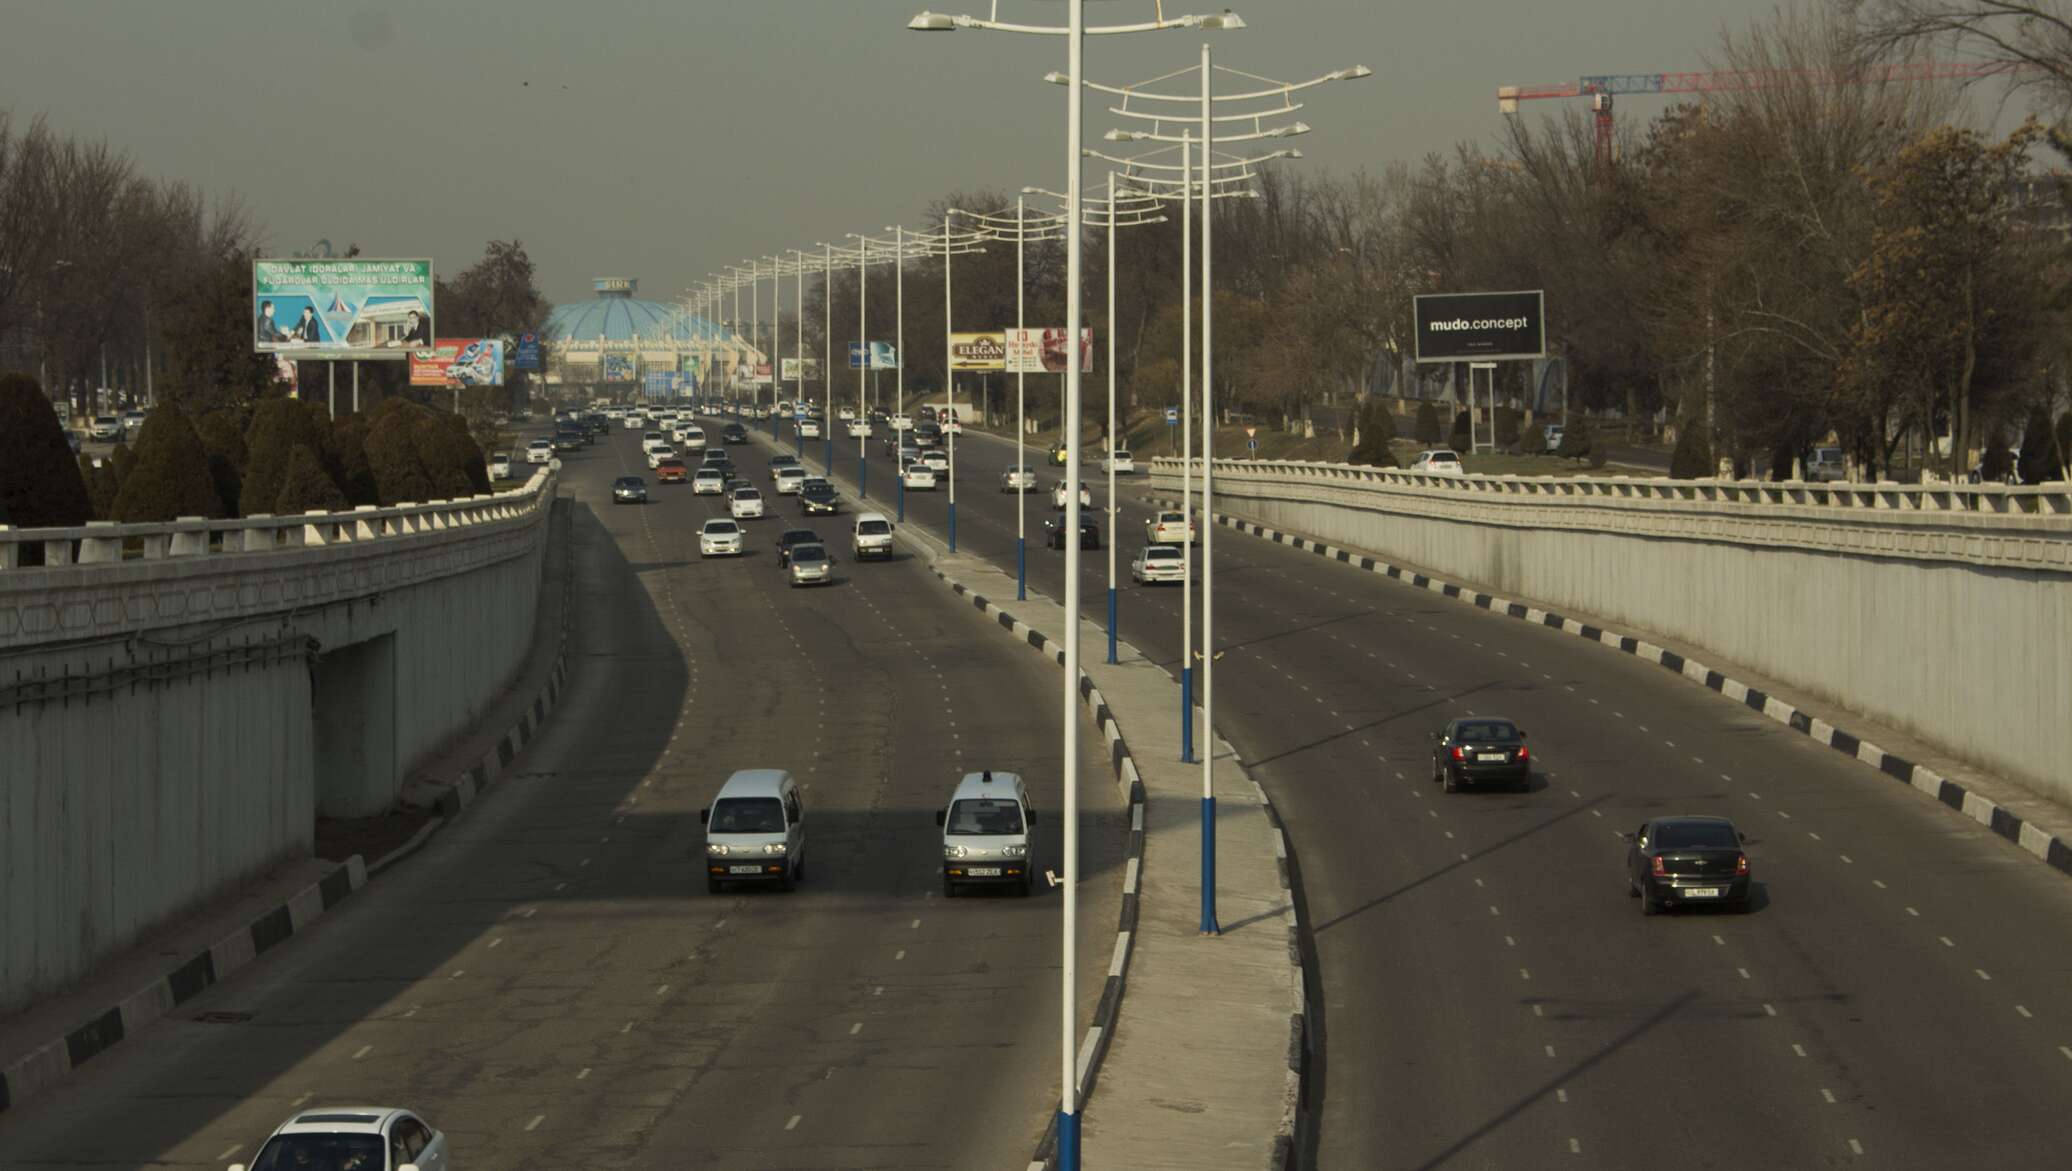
[761,429,1305,1170]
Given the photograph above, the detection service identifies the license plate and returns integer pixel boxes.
[728,864,762,875]
[1683,887,1720,898]
[1477,753,1508,762]
[967,866,1002,877]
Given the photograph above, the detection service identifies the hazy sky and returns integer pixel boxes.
[0,1,2010,307]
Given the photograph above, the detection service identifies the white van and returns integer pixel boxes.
[937,770,1036,896]
[700,769,805,893]
[853,512,895,560]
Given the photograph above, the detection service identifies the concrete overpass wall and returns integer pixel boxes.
[0,474,555,1014]
[1149,459,2072,802]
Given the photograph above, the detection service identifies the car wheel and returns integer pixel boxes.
[778,863,795,893]
[942,877,958,899]
[707,878,723,895]
[1639,889,1657,916]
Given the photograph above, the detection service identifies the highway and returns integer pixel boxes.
[0,420,1120,1170]
[802,413,2072,1169]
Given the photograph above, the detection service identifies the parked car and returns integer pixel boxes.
[1541,423,1565,453]
[1804,447,1846,482]
[1408,449,1464,474]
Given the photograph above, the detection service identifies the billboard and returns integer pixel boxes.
[253,258,433,360]
[512,332,542,371]
[949,331,1007,371]
[1413,290,1545,363]
[644,371,681,396]
[848,341,899,369]
[602,353,638,382]
[781,357,825,382]
[1004,327,1093,374]
[409,338,505,388]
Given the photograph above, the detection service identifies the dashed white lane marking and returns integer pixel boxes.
[1543,1044,1556,1058]
[895,949,907,960]
[293,1092,313,1107]
[1569,1139,1582,1155]
[656,983,670,996]
[1792,1043,1809,1058]
[1937,935,1954,947]
[786,1114,803,1131]
[1762,1004,1778,1017]
[1905,906,1920,917]
[1489,905,1502,917]
[621,1021,633,1034]
[1519,968,1531,981]
[910,918,922,928]
[1839,854,1853,865]
[2015,1005,2032,1019]
[850,1021,864,1035]
[216,1145,242,1161]
[450,970,465,980]
[577,1067,592,1080]
[2059,1045,2072,1062]
[554,882,567,892]
[1713,934,1726,946]
[1848,1139,1864,1156]
[525,1114,546,1132]
[1737,967,1750,979]
[580,857,592,868]
[351,1045,372,1060]
[1975,969,1992,981]
[1873,879,1888,889]
[1821,1088,1836,1103]
[1555,1088,1567,1102]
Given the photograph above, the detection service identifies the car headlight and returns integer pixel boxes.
[762,842,787,855]
[707,843,730,857]
[944,845,968,860]
[1002,844,1027,858]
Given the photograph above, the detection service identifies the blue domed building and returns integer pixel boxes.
[542,277,759,393]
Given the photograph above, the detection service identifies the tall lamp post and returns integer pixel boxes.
[907,6,1243,1167]
[1091,48,1369,937]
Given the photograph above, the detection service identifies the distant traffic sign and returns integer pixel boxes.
[1165,407,1179,425]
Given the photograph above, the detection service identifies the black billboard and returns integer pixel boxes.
[1413,290,1545,363]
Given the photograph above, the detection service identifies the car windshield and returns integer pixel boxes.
[792,544,828,562]
[781,530,818,546]
[703,521,739,534]
[1655,821,1740,850]
[250,1132,385,1171]
[948,797,1025,835]
[710,796,785,833]
[1455,721,1518,743]
[734,489,760,500]
[858,520,890,534]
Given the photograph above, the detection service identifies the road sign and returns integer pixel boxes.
[1165,407,1179,425]
[1248,438,1259,452]
[1244,426,1257,438]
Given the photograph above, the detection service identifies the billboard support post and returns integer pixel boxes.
[327,362,336,420]
[352,362,359,414]
[1470,361,1497,454]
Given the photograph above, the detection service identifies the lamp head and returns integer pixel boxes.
[1333,65,1373,81]
[1191,10,1246,29]
[908,11,957,31]
[1043,71,1070,86]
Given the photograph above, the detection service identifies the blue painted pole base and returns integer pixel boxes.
[1057,1109,1081,1171]
[1106,587,1117,664]
[825,438,833,472]
[1200,795,1221,935]
[948,501,958,552]
[897,478,905,523]
[1017,538,1027,600]
[859,455,867,499]
[1180,666,1195,763]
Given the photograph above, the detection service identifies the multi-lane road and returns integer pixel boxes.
[806,411,2072,1169]
[0,419,1120,1170]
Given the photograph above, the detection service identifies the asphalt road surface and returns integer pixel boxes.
[0,419,1120,1171]
[790,413,2072,1170]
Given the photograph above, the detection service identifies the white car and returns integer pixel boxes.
[640,430,668,452]
[1051,481,1092,509]
[846,419,872,439]
[605,406,626,419]
[700,518,745,556]
[693,469,727,495]
[1000,464,1036,492]
[488,452,512,479]
[1131,544,1186,584]
[730,488,766,519]
[624,414,647,429]
[941,417,963,434]
[1103,449,1136,475]
[228,1106,448,1171]
[773,467,808,494]
[901,462,938,489]
[920,449,949,474]
[852,511,895,559]
[838,405,856,421]
[90,415,122,440]
[120,409,149,434]
[678,426,708,451]
[646,444,678,469]
[525,438,555,464]
[1145,510,1194,543]
[1804,446,1846,482]
[1408,449,1464,474]
[799,418,823,439]
[888,413,914,432]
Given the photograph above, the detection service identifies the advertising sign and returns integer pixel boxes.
[1412,290,1545,363]
[1004,327,1094,374]
[753,362,774,385]
[253,258,433,360]
[846,341,898,369]
[781,357,824,382]
[408,338,505,388]
[602,353,638,383]
[949,331,1007,371]
[644,371,680,396]
[513,332,542,372]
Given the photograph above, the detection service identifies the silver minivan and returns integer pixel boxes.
[937,770,1036,897]
[700,769,805,893]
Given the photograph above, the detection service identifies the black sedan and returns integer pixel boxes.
[551,429,585,453]
[1044,511,1100,550]
[775,528,822,568]
[799,479,840,515]
[610,476,648,504]
[721,423,748,444]
[1626,816,1752,914]
[1431,717,1530,792]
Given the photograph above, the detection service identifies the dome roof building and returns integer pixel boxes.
[541,277,761,394]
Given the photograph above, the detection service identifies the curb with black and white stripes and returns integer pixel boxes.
[1178,502,2072,882]
[0,855,368,1118]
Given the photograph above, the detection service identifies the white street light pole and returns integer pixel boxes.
[1017,195,1028,598]
[1180,128,1195,767]
[824,241,834,469]
[944,209,959,552]
[895,226,907,523]
[850,235,871,497]
[794,250,806,438]
[1198,41,1220,936]
[1106,168,1119,665]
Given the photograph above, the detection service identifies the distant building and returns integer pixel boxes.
[541,277,760,394]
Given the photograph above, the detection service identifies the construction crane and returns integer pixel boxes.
[1498,60,2027,166]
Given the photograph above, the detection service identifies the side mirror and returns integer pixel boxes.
[698,808,709,825]
[1737,832,1749,844]
[935,809,946,827]
[1519,730,1528,739]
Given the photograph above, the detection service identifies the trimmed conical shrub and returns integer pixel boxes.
[112,407,222,522]
[0,372,91,526]
[273,444,348,514]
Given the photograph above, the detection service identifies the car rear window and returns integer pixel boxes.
[1655,822,1740,850]
[710,796,784,833]
[947,797,1025,835]
[1455,721,1517,742]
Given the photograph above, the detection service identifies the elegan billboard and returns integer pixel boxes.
[1413,290,1546,363]
[949,331,1007,372]
[253,259,433,360]
[409,338,505,388]
[1004,327,1093,374]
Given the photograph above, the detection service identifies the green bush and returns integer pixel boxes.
[1414,400,1441,444]
[0,372,91,527]
[196,410,248,518]
[1449,409,1472,453]
[1669,423,1713,479]
[1557,417,1595,461]
[242,398,334,515]
[112,407,222,522]
[1518,421,1546,455]
[273,444,348,514]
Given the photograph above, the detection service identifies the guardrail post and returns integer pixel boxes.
[169,517,209,558]
[242,515,276,552]
[79,521,123,564]
[0,526,16,570]
[354,505,380,541]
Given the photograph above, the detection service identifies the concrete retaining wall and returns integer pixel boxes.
[0,475,555,1015]
[1150,459,2072,804]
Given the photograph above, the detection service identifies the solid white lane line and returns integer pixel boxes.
[450,970,464,979]
[1544,1044,1556,1058]
[850,1022,864,1035]
[217,1145,242,1161]
[525,1114,545,1132]
[1821,1088,1836,1104]
[786,1114,802,1131]
[577,1067,591,1080]
[352,1045,372,1060]
[656,984,670,996]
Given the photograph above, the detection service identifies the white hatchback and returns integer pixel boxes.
[1409,449,1464,475]
[730,488,765,519]
[1145,510,1194,543]
[525,439,554,465]
[774,467,808,494]
[1000,465,1036,492]
[1103,449,1136,475]
[700,518,745,556]
[693,469,727,495]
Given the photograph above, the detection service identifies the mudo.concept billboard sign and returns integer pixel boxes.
[1412,290,1545,363]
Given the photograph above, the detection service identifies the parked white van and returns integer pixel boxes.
[701,769,805,893]
[937,770,1036,896]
